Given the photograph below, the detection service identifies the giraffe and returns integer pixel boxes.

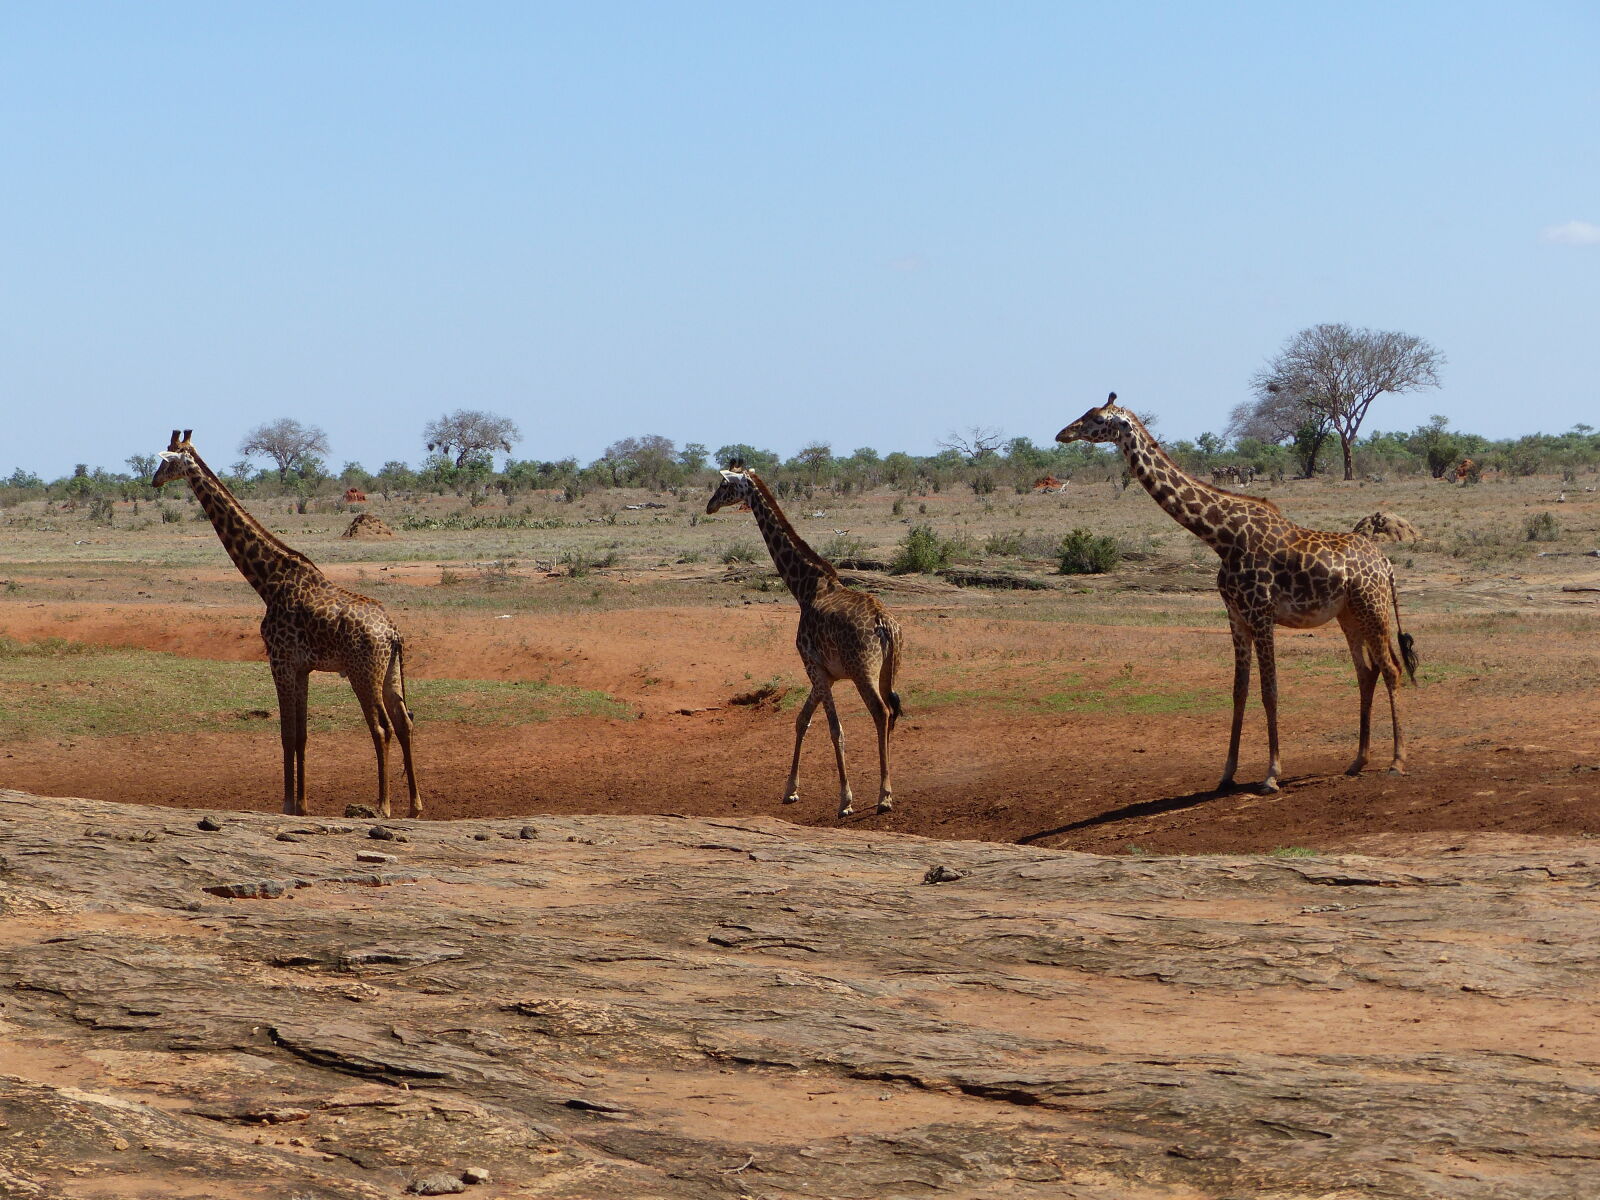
[1056,395,1417,794]
[152,431,421,817]
[706,463,903,817]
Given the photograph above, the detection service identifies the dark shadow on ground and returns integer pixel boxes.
[1016,774,1338,846]
[1016,788,1225,845]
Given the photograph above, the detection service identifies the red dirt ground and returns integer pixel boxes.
[4,597,1597,855]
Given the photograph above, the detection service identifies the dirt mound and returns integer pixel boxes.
[340,512,395,538]
[1353,510,1421,541]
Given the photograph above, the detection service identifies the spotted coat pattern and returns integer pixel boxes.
[153,432,421,817]
[1057,396,1416,793]
[707,467,903,816]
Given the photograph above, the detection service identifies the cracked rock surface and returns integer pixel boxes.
[1,789,1598,1198]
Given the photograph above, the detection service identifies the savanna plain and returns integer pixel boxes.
[4,469,1600,1198]
[3,469,1596,854]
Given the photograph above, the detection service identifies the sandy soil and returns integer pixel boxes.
[3,571,1596,855]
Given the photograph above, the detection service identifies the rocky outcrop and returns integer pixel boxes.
[1,789,1597,1198]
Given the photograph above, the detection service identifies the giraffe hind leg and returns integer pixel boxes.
[352,673,391,818]
[1338,609,1378,776]
[850,674,893,813]
[383,644,422,817]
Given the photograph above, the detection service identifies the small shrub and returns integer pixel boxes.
[821,533,870,562]
[891,497,904,517]
[891,525,955,574]
[720,540,761,565]
[984,529,1025,557]
[1524,511,1560,542]
[87,495,115,525]
[159,504,183,523]
[1057,528,1121,574]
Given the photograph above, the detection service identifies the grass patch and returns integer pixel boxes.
[1268,846,1320,858]
[0,640,632,741]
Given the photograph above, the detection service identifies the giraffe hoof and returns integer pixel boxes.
[1387,765,1407,776]
[1345,763,1366,777]
[1257,783,1280,796]
[876,800,893,814]
[838,805,855,818]
[782,794,800,805]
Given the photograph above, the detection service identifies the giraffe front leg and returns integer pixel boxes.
[1219,616,1252,792]
[272,663,309,816]
[783,690,821,804]
[1254,629,1281,794]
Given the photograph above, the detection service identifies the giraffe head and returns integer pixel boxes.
[1056,393,1144,448]
[152,430,197,488]
[706,461,756,514]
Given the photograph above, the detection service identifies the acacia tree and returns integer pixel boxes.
[239,418,330,482]
[423,409,521,467]
[600,434,677,489]
[1254,324,1442,481]
[1227,383,1333,478]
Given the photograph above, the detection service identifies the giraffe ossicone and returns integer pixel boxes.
[707,464,903,817]
[1057,394,1416,794]
[152,430,421,818]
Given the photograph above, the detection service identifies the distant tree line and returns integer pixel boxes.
[7,415,1599,513]
[3,327,1594,509]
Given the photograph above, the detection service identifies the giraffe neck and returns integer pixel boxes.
[742,477,838,606]
[1116,422,1272,552]
[178,452,326,602]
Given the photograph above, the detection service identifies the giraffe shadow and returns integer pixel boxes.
[1014,787,1232,846]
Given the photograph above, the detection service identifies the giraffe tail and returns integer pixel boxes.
[1390,570,1418,684]
[392,637,416,722]
[877,619,903,730]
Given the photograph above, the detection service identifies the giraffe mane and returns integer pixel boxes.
[179,441,324,573]
[1118,408,1282,514]
[741,470,842,583]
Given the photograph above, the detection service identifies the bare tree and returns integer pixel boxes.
[423,409,521,467]
[1227,382,1333,478]
[939,425,1004,461]
[1254,324,1443,481]
[239,418,330,482]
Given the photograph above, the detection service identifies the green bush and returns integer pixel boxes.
[1057,528,1121,574]
[719,540,761,564]
[891,525,955,574]
[1524,511,1560,542]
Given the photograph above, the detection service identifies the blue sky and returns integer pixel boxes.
[3,2,1596,478]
